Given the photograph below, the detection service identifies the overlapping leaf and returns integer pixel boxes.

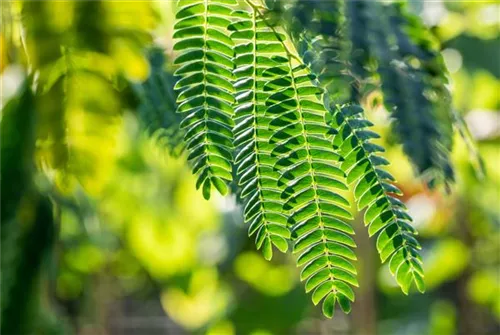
[173,0,237,199]
[228,1,358,317]
[273,0,425,297]
[169,0,433,317]
[272,58,357,317]
[333,104,424,294]
[229,7,291,260]
[282,1,458,186]
[288,0,352,104]
[375,2,454,185]
[345,0,372,99]
[134,48,184,156]
[249,23,356,319]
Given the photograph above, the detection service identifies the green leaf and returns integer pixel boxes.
[231,6,290,260]
[334,104,424,295]
[202,178,211,200]
[322,293,336,318]
[173,0,237,198]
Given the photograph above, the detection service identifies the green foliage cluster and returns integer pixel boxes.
[1,83,56,335]
[281,0,456,185]
[169,0,453,316]
[2,0,482,325]
[1,1,157,332]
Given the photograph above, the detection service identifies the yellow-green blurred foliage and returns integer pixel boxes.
[48,3,500,335]
[234,252,296,296]
[436,2,499,41]
[19,0,158,195]
[55,114,235,330]
[101,119,220,279]
[161,268,231,329]
[1,1,498,334]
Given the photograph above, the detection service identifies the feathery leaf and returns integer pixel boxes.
[173,0,238,199]
[333,104,425,294]
[230,6,291,260]
[134,48,185,156]
[365,2,455,186]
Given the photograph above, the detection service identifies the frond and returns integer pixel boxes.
[367,2,454,186]
[9,0,474,322]
[173,0,237,199]
[266,0,426,300]
[276,50,357,319]
[333,104,425,294]
[134,48,184,156]
[229,7,291,260]
[285,0,457,186]
[240,2,357,317]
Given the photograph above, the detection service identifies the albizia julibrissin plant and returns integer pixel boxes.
[7,0,480,321]
[169,0,450,317]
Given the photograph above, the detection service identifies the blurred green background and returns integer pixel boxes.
[1,1,499,334]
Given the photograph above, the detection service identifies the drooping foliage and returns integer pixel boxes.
[1,2,158,333]
[333,105,424,295]
[229,5,291,260]
[4,0,480,320]
[173,0,237,199]
[169,0,437,316]
[369,2,455,186]
[1,82,56,334]
[352,2,454,185]
[271,0,458,185]
[22,0,157,193]
[134,48,185,156]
